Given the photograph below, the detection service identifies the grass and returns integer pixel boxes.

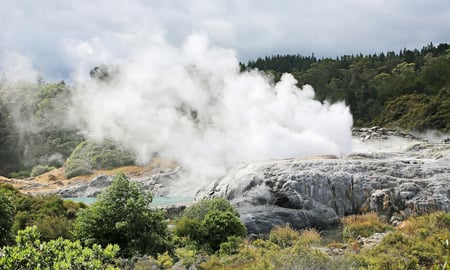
[341,212,392,240]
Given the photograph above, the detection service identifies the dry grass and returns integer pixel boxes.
[299,228,322,246]
[341,212,380,226]
[269,224,301,248]
[341,212,392,239]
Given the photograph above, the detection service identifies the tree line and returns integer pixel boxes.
[244,42,450,130]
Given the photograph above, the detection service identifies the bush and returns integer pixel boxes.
[32,216,73,241]
[219,236,243,256]
[342,212,392,240]
[73,172,171,257]
[174,198,246,253]
[30,164,55,177]
[299,228,322,247]
[0,226,120,269]
[183,198,240,220]
[354,212,450,269]
[8,170,30,179]
[0,192,14,246]
[269,224,301,248]
[1,186,85,242]
[175,248,197,268]
[202,210,246,251]
[64,140,135,178]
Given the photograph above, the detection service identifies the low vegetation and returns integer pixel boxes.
[0,226,120,270]
[341,212,392,240]
[174,198,246,253]
[0,174,449,269]
[0,183,87,244]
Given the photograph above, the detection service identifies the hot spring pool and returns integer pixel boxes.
[64,196,194,206]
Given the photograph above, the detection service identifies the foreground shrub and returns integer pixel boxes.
[73,172,171,257]
[175,198,246,253]
[354,212,450,269]
[299,228,322,247]
[342,212,392,240]
[0,226,119,269]
[268,224,301,248]
[65,140,135,178]
[219,236,243,256]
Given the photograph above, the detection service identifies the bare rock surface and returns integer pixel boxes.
[57,166,182,198]
[197,132,450,234]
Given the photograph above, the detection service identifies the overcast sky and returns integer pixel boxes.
[1,0,449,80]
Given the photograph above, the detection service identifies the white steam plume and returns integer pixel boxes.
[69,34,353,194]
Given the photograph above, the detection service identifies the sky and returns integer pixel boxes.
[1,0,449,80]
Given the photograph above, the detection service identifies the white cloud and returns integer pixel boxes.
[1,0,449,78]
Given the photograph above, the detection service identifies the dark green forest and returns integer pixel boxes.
[245,42,450,130]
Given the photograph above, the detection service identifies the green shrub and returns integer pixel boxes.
[2,187,85,242]
[174,216,204,240]
[0,192,14,246]
[174,198,246,253]
[0,226,120,269]
[202,210,246,252]
[175,248,197,268]
[64,140,135,178]
[73,173,171,257]
[64,159,93,179]
[183,198,240,220]
[8,170,30,179]
[32,216,74,241]
[219,236,243,256]
[156,251,174,269]
[30,164,55,177]
[354,212,450,269]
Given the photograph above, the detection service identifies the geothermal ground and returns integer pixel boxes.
[1,127,449,234]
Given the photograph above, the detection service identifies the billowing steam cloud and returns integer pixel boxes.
[69,33,353,192]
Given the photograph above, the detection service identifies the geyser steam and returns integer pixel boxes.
[69,33,353,191]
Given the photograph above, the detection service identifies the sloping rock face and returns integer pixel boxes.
[57,167,182,198]
[197,141,450,234]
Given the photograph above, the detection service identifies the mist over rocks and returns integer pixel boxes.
[197,138,450,234]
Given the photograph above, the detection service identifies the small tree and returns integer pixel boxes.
[73,172,171,257]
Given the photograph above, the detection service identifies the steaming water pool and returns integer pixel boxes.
[64,196,194,206]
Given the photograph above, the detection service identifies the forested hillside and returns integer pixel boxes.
[0,81,83,177]
[245,43,450,129]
